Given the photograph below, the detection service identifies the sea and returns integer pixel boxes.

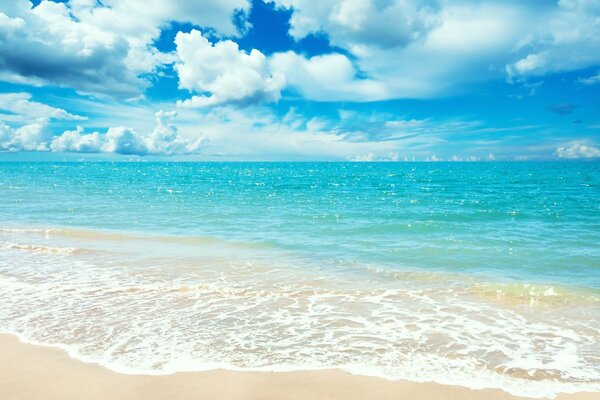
[0,162,599,398]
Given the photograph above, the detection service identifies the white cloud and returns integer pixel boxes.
[426,154,442,162]
[269,52,387,101]
[0,1,144,97]
[0,96,204,155]
[448,155,480,162]
[349,152,401,162]
[270,0,600,100]
[101,127,150,155]
[49,127,102,153]
[0,0,250,97]
[150,105,408,160]
[349,152,377,162]
[578,71,600,85]
[0,92,86,151]
[268,2,535,100]
[506,54,546,80]
[0,92,86,123]
[0,122,49,152]
[49,110,205,156]
[1,94,562,160]
[505,0,600,80]
[146,110,205,154]
[175,30,285,107]
[555,142,600,159]
[273,0,441,49]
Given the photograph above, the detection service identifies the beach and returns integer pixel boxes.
[2,0,600,397]
[3,334,600,400]
[1,162,599,399]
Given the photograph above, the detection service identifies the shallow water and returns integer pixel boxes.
[1,162,599,398]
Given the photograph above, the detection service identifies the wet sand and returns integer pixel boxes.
[1,334,598,400]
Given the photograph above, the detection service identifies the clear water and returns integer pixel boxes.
[1,162,599,398]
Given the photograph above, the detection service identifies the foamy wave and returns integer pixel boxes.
[0,225,275,252]
[468,282,600,305]
[1,225,599,399]
[4,329,599,400]
[8,243,80,255]
[0,227,58,234]
[1,273,599,398]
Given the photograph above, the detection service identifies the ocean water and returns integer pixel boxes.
[0,162,599,398]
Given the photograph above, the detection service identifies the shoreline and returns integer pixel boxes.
[1,334,598,400]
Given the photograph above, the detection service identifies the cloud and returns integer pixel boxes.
[0,93,86,123]
[349,152,377,162]
[0,1,145,98]
[547,103,576,116]
[48,127,103,153]
[175,30,285,107]
[273,0,441,49]
[578,71,600,85]
[0,100,204,156]
[49,110,205,155]
[0,122,49,152]
[0,92,85,151]
[268,2,536,100]
[555,142,600,159]
[448,155,480,161]
[349,152,401,162]
[506,54,546,81]
[269,52,387,101]
[269,1,600,100]
[145,110,206,154]
[1,95,575,161]
[505,0,600,80]
[0,0,250,97]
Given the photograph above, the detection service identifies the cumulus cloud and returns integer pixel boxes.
[0,97,204,156]
[145,110,206,154]
[49,127,102,153]
[0,1,145,97]
[266,2,537,100]
[0,122,49,152]
[49,110,205,155]
[175,30,285,107]
[272,0,441,49]
[0,0,250,97]
[0,92,86,151]
[269,52,387,101]
[267,0,600,100]
[555,142,600,159]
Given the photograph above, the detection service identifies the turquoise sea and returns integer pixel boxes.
[1,162,599,398]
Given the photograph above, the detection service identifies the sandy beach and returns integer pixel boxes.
[1,334,597,400]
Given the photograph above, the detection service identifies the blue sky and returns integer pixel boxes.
[0,0,599,161]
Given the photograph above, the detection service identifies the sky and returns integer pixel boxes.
[0,0,599,161]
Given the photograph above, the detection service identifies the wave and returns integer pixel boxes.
[0,225,277,251]
[8,243,81,255]
[1,223,599,398]
[467,282,600,305]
